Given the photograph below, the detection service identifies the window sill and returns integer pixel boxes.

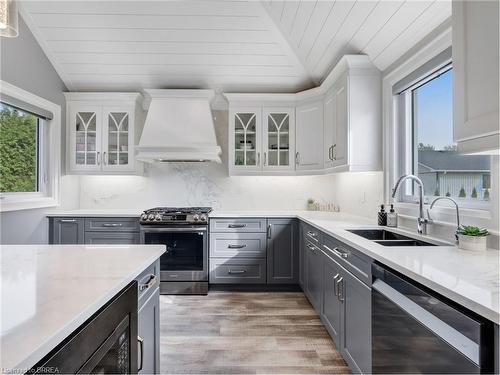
[0,197,59,212]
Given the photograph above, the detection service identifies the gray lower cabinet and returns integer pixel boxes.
[137,260,160,374]
[267,219,298,284]
[85,231,140,244]
[49,217,85,244]
[299,224,306,289]
[305,240,323,311]
[210,258,267,284]
[210,232,267,258]
[138,287,160,374]
[339,267,371,374]
[49,216,140,245]
[322,253,342,347]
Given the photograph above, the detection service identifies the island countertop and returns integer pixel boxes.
[0,244,166,372]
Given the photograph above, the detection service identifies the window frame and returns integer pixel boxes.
[397,64,491,211]
[383,28,495,230]
[0,81,61,212]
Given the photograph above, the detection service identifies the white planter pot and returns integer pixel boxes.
[457,234,488,251]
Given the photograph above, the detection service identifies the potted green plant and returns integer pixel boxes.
[456,225,489,251]
[307,198,315,211]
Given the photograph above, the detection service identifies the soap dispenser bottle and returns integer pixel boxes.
[387,204,398,227]
[377,204,387,226]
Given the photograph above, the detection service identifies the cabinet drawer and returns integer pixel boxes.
[209,258,266,284]
[137,259,160,308]
[302,223,322,244]
[84,232,139,244]
[85,217,140,232]
[210,232,267,258]
[210,218,267,233]
[322,235,371,285]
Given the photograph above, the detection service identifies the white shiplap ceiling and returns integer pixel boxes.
[19,0,451,92]
[263,0,451,83]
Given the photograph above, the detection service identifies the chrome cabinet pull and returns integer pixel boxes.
[333,273,340,296]
[228,244,247,249]
[97,151,101,165]
[295,152,300,165]
[333,247,349,259]
[103,151,108,165]
[328,146,332,161]
[138,336,144,371]
[139,274,157,291]
[306,243,317,254]
[306,231,319,242]
[228,224,246,228]
[102,223,123,227]
[264,152,267,166]
[267,224,272,239]
[228,269,246,274]
[257,152,260,166]
[59,219,76,223]
[332,144,337,160]
[337,277,344,302]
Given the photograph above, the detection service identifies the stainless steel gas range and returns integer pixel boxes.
[139,207,211,295]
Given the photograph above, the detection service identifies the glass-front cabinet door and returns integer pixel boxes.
[70,106,102,171]
[102,108,134,171]
[230,108,261,171]
[262,108,295,171]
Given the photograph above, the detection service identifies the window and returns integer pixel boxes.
[0,81,60,212]
[0,103,42,193]
[398,65,491,209]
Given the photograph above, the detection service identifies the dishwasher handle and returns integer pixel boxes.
[372,279,479,365]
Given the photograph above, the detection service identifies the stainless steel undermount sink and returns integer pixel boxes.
[347,229,437,247]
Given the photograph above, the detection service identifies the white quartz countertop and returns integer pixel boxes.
[46,209,142,217]
[44,209,500,323]
[0,244,166,372]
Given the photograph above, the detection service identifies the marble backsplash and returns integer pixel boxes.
[78,166,337,211]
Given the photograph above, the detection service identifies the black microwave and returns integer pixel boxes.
[29,281,138,374]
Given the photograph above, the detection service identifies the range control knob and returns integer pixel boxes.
[193,214,199,222]
[140,213,148,221]
[155,214,162,221]
[200,214,207,222]
[148,214,155,221]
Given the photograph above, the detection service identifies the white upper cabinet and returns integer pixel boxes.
[224,55,381,176]
[262,108,295,171]
[226,95,296,175]
[295,99,323,171]
[229,107,262,172]
[453,0,499,154]
[65,93,142,174]
[323,57,382,172]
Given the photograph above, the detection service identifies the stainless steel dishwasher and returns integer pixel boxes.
[371,262,494,374]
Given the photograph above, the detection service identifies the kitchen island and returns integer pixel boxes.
[0,244,165,373]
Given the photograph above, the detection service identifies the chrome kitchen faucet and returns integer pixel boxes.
[391,174,430,235]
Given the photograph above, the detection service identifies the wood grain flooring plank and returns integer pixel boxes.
[160,291,351,374]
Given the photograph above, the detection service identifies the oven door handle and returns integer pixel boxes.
[140,226,207,233]
[372,279,479,365]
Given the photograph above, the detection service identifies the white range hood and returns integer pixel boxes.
[136,89,222,163]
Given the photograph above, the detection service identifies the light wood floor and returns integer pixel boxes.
[160,292,351,374]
